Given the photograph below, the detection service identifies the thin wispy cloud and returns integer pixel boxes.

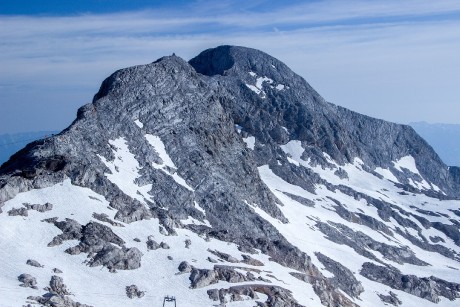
[0,0,459,133]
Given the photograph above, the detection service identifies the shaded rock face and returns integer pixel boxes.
[189,46,458,196]
[49,218,142,271]
[360,262,460,303]
[207,284,302,307]
[18,273,37,289]
[1,45,460,306]
[126,285,145,299]
[315,252,363,298]
[28,275,92,307]
[26,259,44,268]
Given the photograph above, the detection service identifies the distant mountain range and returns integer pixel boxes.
[0,131,57,165]
[410,122,460,167]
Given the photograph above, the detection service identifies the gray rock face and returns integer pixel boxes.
[27,294,92,307]
[316,221,427,265]
[146,236,160,250]
[160,242,170,249]
[48,218,141,271]
[188,265,256,289]
[207,249,239,263]
[8,207,28,216]
[28,276,92,307]
[360,262,460,302]
[289,272,358,307]
[24,202,53,212]
[125,285,145,299]
[207,284,302,307]
[315,252,363,298]
[45,275,71,295]
[178,261,192,273]
[377,291,402,306]
[18,273,37,289]
[241,254,264,266]
[26,259,44,268]
[92,212,124,227]
[189,46,459,197]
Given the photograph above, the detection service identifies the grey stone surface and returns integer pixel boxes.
[24,202,53,212]
[26,259,44,268]
[92,212,124,227]
[377,291,402,306]
[28,276,92,307]
[360,262,460,303]
[178,261,192,273]
[48,218,141,271]
[125,285,145,299]
[207,284,302,307]
[8,207,28,216]
[208,249,239,263]
[27,294,92,307]
[146,236,160,250]
[241,254,264,266]
[18,273,37,289]
[45,275,71,295]
[316,221,427,265]
[315,252,363,298]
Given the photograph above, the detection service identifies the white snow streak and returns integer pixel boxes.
[393,156,420,175]
[243,136,255,150]
[145,134,194,192]
[134,119,144,129]
[98,137,153,204]
[374,167,399,183]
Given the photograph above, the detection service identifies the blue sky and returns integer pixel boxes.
[1,0,459,134]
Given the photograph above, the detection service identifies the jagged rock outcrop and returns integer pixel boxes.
[26,259,44,268]
[18,274,37,289]
[125,285,145,299]
[360,262,460,302]
[28,276,91,307]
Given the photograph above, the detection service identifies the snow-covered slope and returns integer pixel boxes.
[1,46,460,307]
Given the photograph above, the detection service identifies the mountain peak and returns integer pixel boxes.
[1,46,460,307]
[189,45,297,82]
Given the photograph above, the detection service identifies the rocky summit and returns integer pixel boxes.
[1,45,460,307]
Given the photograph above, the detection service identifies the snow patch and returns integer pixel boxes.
[375,167,399,183]
[98,137,153,204]
[245,84,262,95]
[243,136,255,150]
[134,119,144,129]
[235,124,243,134]
[393,156,420,175]
[145,134,176,169]
[280,140,307,167]
[145,134,194,192]
[246,71,285,98]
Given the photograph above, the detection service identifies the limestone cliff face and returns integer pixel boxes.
[1,46,459,307]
